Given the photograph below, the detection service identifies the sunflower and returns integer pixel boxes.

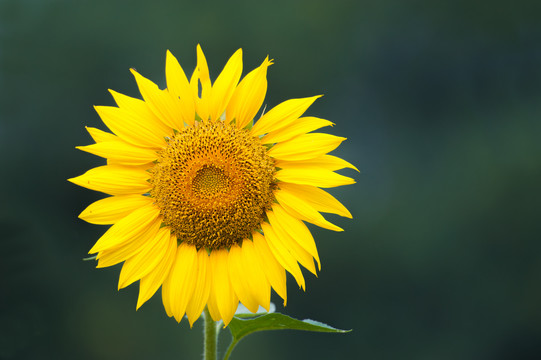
[69,45,357,327]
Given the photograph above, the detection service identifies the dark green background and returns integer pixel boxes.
[2,0,541,359]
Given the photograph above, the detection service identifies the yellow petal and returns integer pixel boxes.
[228,244,259,313]
[189,70,203,120]
[86,126,117,143]
[94,104,168,148]
[96,217,161,268]
[227,57,272,128]
[252,232,287,305]
[268,133,346,161]
[276,168,355,188]
[260,222,305,289]
[118,226,171,289]
[274,188,343,232]
[196,44,211,92]
[270,204,321,270]
[88,203,160,254]
[166,50,196,126]
[167,243,198,323]
[130,69,184,130]
[275,154,359,172]
[137,230,177,309]
[191,44,211,120]
[241,239,271,311]
[266,210,317,276]
[206,278,222,322]
[250,95,321,137]
[76,141,158,165]
[186,249,212,327]
[278,182,352,218]
[211,249,239,326]
[79,194,154,225]
[261,117,333,144]
[161,266,174,318]
[209,48,243,121]
[68,164,151,195]
[109,89,173,141]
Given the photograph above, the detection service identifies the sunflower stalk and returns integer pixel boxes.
[203,307,219,360]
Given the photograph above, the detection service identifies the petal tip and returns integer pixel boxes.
[67,176,81,185]
[265,56,274,66]
[130,68,140,78]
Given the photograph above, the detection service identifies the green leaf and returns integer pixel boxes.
[229,313,350,338]
[223,312,350,359]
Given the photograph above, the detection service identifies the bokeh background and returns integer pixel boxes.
[2,0,541,359]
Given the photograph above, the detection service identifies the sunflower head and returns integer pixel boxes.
[69,45,357,327]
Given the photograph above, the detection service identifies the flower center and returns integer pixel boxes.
[150,120,276,250]
[192,165,230,197]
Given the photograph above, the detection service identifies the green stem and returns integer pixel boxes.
[203,307,218,360]
[222,339,239,360]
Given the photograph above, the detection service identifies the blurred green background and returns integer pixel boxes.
[2,0,541,359]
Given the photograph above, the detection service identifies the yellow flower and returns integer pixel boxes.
[69,45,357,327]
